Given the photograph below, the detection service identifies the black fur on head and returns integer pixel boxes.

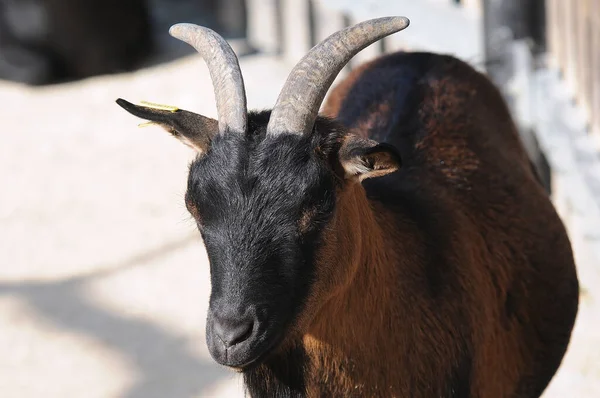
[115,98,401,369]
[184,111,342,368]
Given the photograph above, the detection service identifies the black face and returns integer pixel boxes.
[185,112,339,368]
[116,98,401,367]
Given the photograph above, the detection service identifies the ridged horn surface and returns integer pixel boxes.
[267,17,410,136]
[169,23,247,134]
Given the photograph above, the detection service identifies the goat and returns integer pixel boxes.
[116,17,579,397]
[0,0,152,85]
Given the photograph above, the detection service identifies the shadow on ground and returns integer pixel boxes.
[0,235,231,398]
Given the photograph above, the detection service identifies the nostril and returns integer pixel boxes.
[213,315,254,348]
[228,321,253,346]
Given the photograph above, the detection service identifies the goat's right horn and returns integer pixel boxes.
[169,23,248,134]
[267,16,410,137]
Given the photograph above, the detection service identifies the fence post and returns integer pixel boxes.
[247,0,282,54]
[281,0,314,65]
[592,0,600,149]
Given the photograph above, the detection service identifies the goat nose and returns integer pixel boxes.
[213,313,254,347]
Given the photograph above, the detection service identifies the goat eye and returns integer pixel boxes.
[298,207,318,234]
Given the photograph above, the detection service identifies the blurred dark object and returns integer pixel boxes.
[483,0,546,86]
[0,0,153,85]
[212,0,247,39]
[150,0,247,39]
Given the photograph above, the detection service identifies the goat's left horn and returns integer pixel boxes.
[266,16,409,137]
[169,23,247,134]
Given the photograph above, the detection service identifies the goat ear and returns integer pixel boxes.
[339,136,401,181]
[116,98,219,153]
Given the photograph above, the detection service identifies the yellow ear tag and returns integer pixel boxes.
[138,100,179,113]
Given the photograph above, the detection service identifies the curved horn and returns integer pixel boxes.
[266,16,410,136]
[169,23,247,134]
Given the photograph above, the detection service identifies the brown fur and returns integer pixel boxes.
[269,52,579,397]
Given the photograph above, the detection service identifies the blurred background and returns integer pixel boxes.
[0,0,598,397]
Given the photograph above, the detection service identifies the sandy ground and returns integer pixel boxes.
[1,45,599,398]
[0,51,287,398]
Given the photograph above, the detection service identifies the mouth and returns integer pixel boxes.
[231,332,285,370]
[207,327,286,370]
